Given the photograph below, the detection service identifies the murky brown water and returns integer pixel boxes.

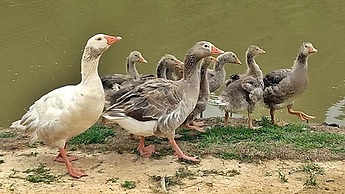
[1,0,345,127]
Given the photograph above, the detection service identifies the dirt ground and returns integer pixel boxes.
[0,118,345,194]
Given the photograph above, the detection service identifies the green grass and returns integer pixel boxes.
[0,132,16,138]
[69,124,115,145]
[121,180,136,189]
[185,117,345,162]
[23,163,60,183]
[298,163,324,175]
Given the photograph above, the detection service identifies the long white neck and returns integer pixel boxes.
[81,47,102,84]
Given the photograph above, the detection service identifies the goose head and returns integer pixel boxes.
[301,42,318,56]
[189,41,224,59]
[87,34,122,51]
[162,54,184,69]
[129,51,148,63]
[201,56,217,68]
[247,45,266,57]
[84,34,122,59]
[217,51,242,65]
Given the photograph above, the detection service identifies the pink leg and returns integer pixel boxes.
[54,153,78,163]
[192,121,204,127]
[59,148,87,178]
[137,136,156,157]
[184,122,206,132]
[54,144,78,163]
[168,139,198,161]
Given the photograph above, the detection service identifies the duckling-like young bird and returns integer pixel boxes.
[102,41,224,161]
[101,51,148,91]
[218,45,265,128]
[156,54,184,80]
[105,54,184,107]
[208,52,241,93]
[263,42,317,124]
[184,54,241,132]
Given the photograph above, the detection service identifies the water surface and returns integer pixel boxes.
[1,0,345,127]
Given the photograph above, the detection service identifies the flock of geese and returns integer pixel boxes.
[10,34,317,178]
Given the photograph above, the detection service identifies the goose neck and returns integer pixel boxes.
[156,60,167,79]
[126,57,139,79]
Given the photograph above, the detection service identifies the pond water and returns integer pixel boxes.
[1,0,345,127]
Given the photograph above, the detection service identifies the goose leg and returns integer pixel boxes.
[224,111,229,124]
[59,148,87,178]
[169,139,198,161]
[137,136,156,157]
[247,111,253,129]
[54,144,78,163]
[287,105,316,122]
[270,108,276,125]
[184,121,206,132]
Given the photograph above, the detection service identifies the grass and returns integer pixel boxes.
[298,163,324,175]
[0,132,16,138]
[69,124,115,145]
[297,163,324,187]
[23,163,61,183]
[189,117,345,162]
[9,163,61,184]
[121,180,136,189]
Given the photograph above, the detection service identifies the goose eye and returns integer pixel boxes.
[135,54,138,57]
[171,59,174,61]
[203,44,209,48]
[97,37,102,41]
[256,48,259,51]
[304,45,308,48]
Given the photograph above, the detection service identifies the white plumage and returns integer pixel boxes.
[10,33,122,178]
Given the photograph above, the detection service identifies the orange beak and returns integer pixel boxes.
[176,59,184,66]
[105,35,122,45]
[139,56,148,63]
[236,58,242,65]
[308,47,318,54]
[211,46,225,55]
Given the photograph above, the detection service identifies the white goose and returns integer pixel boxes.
[10,34,122,178]
[103,41,224,161]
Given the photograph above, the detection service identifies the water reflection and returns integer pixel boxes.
[1,0,345,127]
[325,97,345,126]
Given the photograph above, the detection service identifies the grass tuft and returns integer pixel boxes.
[69,124,115,145]
[304,174,318,187]
[0,132,16,138]
[121,180,136,189]
[22,163,61,183]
